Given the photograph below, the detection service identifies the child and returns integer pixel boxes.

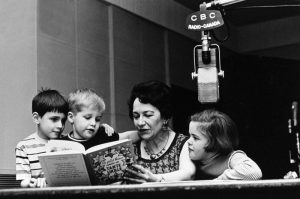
[61,88,138,149]
[188,109,262,180]
[15,89,69,188]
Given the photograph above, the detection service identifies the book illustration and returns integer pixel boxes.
[86,142,135,185]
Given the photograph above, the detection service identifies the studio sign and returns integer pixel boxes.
[186,10,224,31]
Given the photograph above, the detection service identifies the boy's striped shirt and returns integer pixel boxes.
[15,132,48,180]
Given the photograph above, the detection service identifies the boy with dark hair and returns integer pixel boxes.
[15,88,68,188]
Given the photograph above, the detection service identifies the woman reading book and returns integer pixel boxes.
[124,80,195,183]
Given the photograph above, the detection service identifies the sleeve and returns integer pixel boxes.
[15,143,31,181]
[112,130,119,140]
[215,150,262,180]
[98,126,119,142]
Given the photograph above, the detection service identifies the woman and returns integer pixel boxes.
[124,80,195,183]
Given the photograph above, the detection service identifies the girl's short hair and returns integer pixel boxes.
[191,109,239,155]
[128,80,173,120]
[68,88,105,114]
[32,88,68,117]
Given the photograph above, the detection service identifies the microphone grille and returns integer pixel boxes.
[197,67,219,103]
[198,82,219,103]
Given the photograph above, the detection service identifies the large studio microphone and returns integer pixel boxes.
[188,5,223,103]
[196,46,219,103]
[187,0,244,103]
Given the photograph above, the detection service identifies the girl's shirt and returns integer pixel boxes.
[195,150,262,180]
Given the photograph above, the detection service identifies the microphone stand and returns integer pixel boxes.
[201,30,211,65]
[191,1,224,82]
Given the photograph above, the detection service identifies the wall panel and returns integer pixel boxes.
[112,6,166,132]
[0,0,37,174]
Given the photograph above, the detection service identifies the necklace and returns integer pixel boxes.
[144,131,169,160]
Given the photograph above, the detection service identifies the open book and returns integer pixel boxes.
[38,139,135,186]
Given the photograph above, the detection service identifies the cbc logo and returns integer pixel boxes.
[191,12,216,21]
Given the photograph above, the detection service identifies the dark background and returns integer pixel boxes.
[172,53,300,179]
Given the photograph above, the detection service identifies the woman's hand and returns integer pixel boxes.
[124,164,162,183]
[102,123,115,136]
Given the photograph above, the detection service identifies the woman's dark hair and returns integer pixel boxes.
[128,80,173,120]
[190,109,239,155]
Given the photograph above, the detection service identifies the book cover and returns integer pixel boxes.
[38,139,135,186]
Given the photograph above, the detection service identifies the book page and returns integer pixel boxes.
[39,152,91,186]
[85,139,131,154]
[46,140,85,153]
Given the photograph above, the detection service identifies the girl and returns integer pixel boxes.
[188,109,262,180]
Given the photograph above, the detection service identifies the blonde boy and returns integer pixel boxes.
[61,88,120,149]
[62,88,139,149]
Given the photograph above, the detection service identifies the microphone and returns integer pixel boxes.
[292,101,298,127]
[292,102,300,156]
[289,101,300,176]
[187,0,244,103]
[195,46,219,103]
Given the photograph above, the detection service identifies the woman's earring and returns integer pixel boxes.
[162,120,169,130]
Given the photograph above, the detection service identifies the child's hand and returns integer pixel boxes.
[20,178,31,187]
[20,178,47,188]
[102,123,115,136]
[283,171,298,179]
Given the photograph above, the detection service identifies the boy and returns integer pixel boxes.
[15,89,69,188]
[61,88,139,149]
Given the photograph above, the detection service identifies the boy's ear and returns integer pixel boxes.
[32,112,40,124]
[68,112,74,124]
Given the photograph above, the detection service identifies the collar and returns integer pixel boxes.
[67,132,88,143]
